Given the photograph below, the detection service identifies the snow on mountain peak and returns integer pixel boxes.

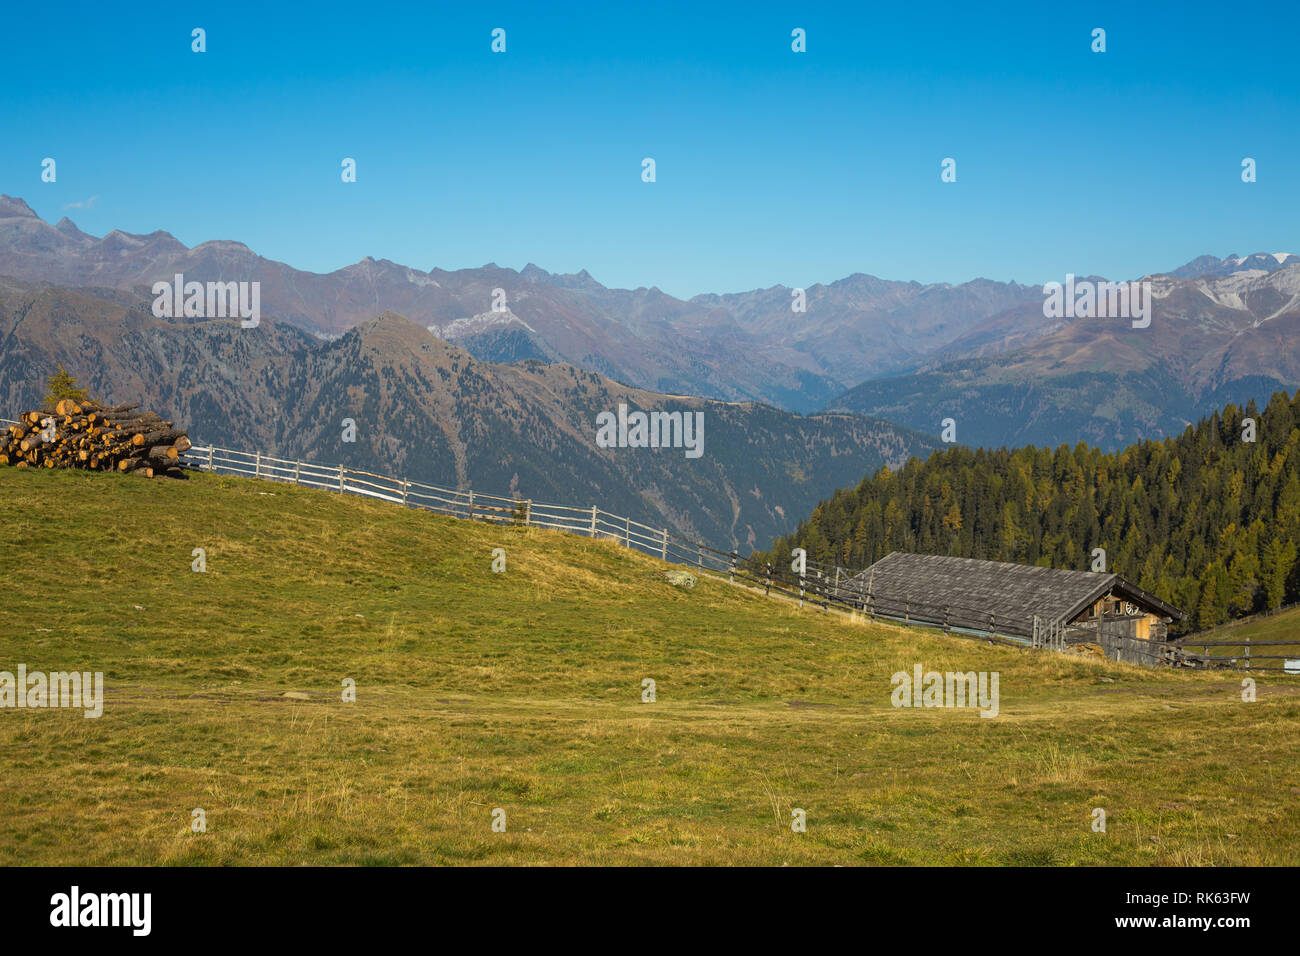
[428,308,534,340]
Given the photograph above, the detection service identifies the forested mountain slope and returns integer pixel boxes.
[767,390,1300,632]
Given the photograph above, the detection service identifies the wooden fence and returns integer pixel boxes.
[183,444,738,565]
[1173,600,1300,673]
[1172,637,1300,674]
[176,444,1052,640]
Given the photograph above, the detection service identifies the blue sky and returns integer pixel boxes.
[2,1,1296,297]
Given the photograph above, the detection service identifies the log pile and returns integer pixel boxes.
[1,400,191,478]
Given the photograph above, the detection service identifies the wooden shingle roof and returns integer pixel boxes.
[846,552,1184,638]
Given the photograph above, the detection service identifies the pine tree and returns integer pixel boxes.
[1261,538,1297,610]
[1196,563,1229,629]
[42,365,90,408]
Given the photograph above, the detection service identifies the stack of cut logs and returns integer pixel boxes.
[1,400,191,478]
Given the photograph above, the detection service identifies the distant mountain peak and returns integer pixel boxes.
[429,307,535,342]
[545,267,605,292]
[368,309,416,327]
[0,195,40,219]
[192,238,251,253]
[53,217,91,241]
[350,310,444,350]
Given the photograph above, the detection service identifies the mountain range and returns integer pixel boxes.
[0,196,1067,414]
[3,193,1298,454]
[829,265,1300,449]
[0,277,936,551]
[1167,252,1300,278]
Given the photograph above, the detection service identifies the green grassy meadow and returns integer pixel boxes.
[1,468,1298,865]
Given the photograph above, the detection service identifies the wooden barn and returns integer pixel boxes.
[842,552,1185,659]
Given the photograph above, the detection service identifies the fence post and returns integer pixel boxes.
[765,563,772,596]
[729,551,736,584]
[525,499,532,527]
[402,479,408,505]
[208,446,214,471]
[697,545,703,568]
[339,464,345,493]
[591,505,598,538]
[1245,633,1251,671]
[661,528,668,561]
[625,515,630,548]
[254,451,260,479]
[468,490,474,520]
[294,460,300,485]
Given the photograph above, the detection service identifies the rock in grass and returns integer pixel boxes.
[664,569,696,590]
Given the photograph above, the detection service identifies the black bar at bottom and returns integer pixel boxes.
[0,865,1279,943]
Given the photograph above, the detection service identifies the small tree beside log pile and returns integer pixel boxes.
[42,364,90,408]
[1,400,192,479]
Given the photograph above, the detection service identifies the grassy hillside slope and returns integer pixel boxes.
[1,469,1298,865]
[1191,606,1300,664]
